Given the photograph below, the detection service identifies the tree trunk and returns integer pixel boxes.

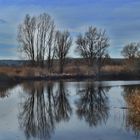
[59,61,63,74]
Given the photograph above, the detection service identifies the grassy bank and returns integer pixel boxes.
[0,64,125,76]
[0,64,139,82]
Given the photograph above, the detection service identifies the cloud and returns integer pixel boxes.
[0,0,140,58]
[0,19,7,24]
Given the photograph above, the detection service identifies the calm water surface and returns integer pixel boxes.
[0,81,140,140]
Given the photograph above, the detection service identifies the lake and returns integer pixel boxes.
[0,80,140,140]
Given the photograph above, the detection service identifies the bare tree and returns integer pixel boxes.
[76,26,109,76]
[17,13,55,67]
[36,13,55,67]
[121,42,140,71]
[18,14,36,65]
[54,30,72,73]
[121,42,140,59]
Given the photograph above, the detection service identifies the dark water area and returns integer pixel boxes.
[0,81,140,140]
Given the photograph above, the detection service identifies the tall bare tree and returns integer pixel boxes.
[18,13,55,67]
[36,13,55,67]
[54,30,72,73]
[18,14,36,65]
[76,26,109,76]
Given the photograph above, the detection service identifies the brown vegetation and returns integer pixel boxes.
[124,87,140,136]
[0,66,48,77]
[0,64,126,77]
[101,65,127,73]
[0,58,139,81]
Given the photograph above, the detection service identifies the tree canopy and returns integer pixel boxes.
[121,42,140,59]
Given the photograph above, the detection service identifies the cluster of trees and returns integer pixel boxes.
[18,12,140,74]
[18,13,72,73]
[18,13,110,74]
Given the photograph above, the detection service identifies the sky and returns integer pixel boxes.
[0,0,140,59]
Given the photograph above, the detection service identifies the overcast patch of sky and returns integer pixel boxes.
[0,0,140,59]
[0,44,17,59]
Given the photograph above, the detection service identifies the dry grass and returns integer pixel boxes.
[101,65,126,73]
[0,64,128,77]
[47,63,94,75]
[125,89,140,134]
[64,65,93,74]
[0,66,49,77]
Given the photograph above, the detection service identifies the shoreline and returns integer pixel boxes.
[1,72,140,84]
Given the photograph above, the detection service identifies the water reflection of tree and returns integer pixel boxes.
[19,81,72,140]
[19,81,55,140]
[54,81,72,122]
[75,82,109,127]
[123,85,140,137]
[0,83,16,98]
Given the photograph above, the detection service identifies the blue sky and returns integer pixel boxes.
[0,0,140,59]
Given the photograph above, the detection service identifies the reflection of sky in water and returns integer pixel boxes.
[0,86,25,140]
[0,81,140,140]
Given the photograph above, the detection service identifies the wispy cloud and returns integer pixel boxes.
[0,0,140,58]
[0,19,7,24]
